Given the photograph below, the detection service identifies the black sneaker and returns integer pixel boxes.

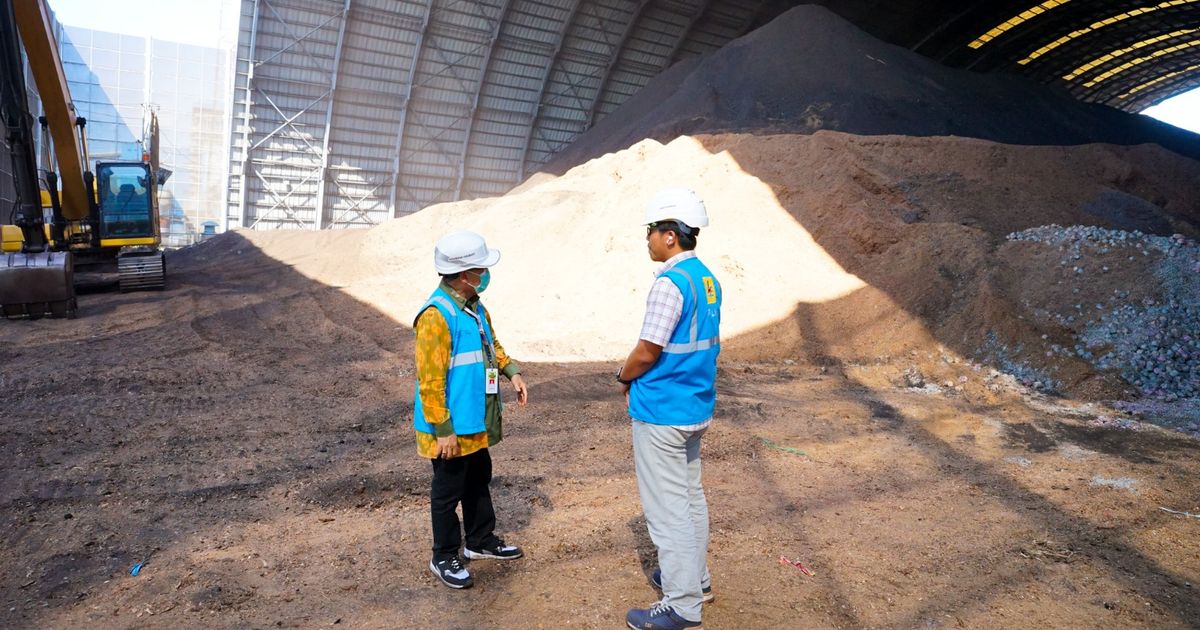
[650,568,714,603]
[429,557,473,589]
[464,538,523,560]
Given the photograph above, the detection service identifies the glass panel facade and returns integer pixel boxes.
[147,36,232,247]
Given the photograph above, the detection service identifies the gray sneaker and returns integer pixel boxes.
[429,557,473,589]
[650,568,714,603]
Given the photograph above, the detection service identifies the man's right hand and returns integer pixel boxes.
[436,434,460,459]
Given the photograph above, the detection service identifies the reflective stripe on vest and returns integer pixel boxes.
[661,266,720,354]
[429,295,457,318]
[663,336,719,353]
[449,349,484,369]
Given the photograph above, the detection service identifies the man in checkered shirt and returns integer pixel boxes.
[618,188,722,630]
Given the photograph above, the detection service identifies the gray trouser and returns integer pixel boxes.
[632,420,711,622]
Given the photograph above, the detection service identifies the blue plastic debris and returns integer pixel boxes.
[130,562,144,577]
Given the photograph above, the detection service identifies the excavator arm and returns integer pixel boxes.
[11,0,90,221]
[0,0,44,250]
[0,0,75,318]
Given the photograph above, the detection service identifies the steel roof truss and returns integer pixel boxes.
[259,0,337,82]
[256,90,328,157]
[661,0,712,67]
[314,0,353,230]
[255,6,343,72]
[584,0,653,128]
[251,165,319,229]
[332,178,386,225]
[389,0,434,216]
[250,88,333,151]
[519,0,582,180]
[421,44,486,91]
[455,0,514,199]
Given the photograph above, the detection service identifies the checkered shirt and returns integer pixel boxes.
[638,251,697,346]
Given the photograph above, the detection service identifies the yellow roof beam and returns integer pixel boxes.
[1019,0,1200,65]
[1064,28,1197,80]
[1117,63,1200,99]
[1083,39,1200,87]
[969,0,1073,49]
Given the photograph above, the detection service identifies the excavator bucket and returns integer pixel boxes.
[0,251,76,318]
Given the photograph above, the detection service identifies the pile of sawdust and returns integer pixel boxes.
[211,134,869,362]
[181,130,1199,401]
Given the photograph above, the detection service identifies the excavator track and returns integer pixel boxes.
[117,250,165,292]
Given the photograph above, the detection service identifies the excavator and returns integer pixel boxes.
[0,0,165,319]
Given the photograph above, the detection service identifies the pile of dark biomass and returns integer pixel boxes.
[544,5,1200,173]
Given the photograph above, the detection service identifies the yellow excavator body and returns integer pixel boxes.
[1,0,167,318]
[1,226,23,253]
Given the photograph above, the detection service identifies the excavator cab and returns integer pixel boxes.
[97,163,157,240]
[92,161,166,292]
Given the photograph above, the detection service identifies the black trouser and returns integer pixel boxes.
[430,447,497,561]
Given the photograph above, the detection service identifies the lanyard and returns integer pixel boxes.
[462,305,497,367]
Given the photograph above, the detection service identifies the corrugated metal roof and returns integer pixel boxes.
[228,0,1200,229]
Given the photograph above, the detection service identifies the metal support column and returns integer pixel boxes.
[453,0,513,200]
[236,0,262,229]
[662,0,713,69]
[517,0,582,181]
[389,0,434,216]
[583,0,653,129]
[313,0,352,230]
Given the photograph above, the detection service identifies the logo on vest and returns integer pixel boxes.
[703,277,717,304]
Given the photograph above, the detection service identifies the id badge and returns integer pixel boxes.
[485,368,500,394]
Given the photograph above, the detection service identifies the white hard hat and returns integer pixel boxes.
[644,188,708,229]
[434,230,500,274]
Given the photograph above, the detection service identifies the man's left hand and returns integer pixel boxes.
[511,374,529,406]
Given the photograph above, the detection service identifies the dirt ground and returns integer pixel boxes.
[2,235,1198,629]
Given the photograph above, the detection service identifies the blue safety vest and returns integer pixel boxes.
[629,257,722,425]
[413,287,496,435]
